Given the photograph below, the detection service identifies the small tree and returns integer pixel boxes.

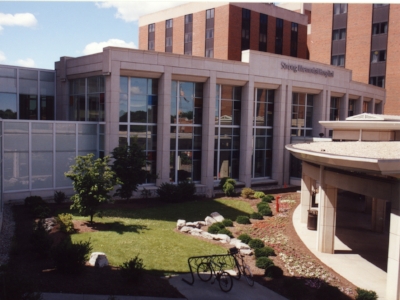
[111,140,149,201]
[65,154,117,224]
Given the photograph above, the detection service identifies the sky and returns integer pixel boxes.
[0,1,188,69]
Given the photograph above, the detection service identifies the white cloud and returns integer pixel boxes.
[0,51,5,62]
[96,1,187,22]
[83,39,136,55]
[16,58,35,68]
[0,13,37,31]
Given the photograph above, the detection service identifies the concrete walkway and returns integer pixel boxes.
[292,206,387,299]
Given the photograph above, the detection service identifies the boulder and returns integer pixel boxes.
[200,232,215,240]
[214,234,231,243]
[89,252,109,268]
[177,219,186,229]
[197,221,206,227]
[205,216,216,225]
[210,212,224,222]
[239,249,253,256]
[235,241,251,250]
[180,226,192,233]
[190,228,203,236]
[186,222,200,228]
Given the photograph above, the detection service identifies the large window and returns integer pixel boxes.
[165,19,173,53]
[259,14,268,52]
[69,76,105,122]
[369,76,385,88]
[331,55,345,67]
[372,22,388,35]
[371,50,386,63]
[148,24,155,51]
[333,3,347,14]
[184,14,193,55]
[0,67,17,119]
[252,89,274,178]
[241,9,251,51]
[291,93,313,137]
[348,100,356,117]
[275,18,283,54]
[205,8,215,58]
[119,77,158,183]
[170,81,203,183]
[19,69,38,120]
[330,97,340,121]
[214,85,241,180]
[290,22,298,57]
[332,28,346,40]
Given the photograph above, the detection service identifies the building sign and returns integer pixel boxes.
[281,62,334,78]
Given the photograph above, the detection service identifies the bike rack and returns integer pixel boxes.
[182,253,236,285]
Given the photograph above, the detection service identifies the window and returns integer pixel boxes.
[372,22,388,35]
[184,33,192,43]
[259,14,267,52]
[330,97,340,121]
[332,28,346,40]
[185,14,192,24]
[214,85,241,180]
[331,55,345,67]
[148,40,154,50]
[291,93,313,137]
[166,37,172,47]
[148,23,155,32]
[165,19,173,52]
[275,18,283,54]
[205,49,213,58]
[252,89,274,178]
[184,14,193,55]
[333,3,347,14]
[206,8,214,19]
[373,3,389,8]
[206,28,214,39]
[170,81,203,183]
[291,22,298,32]
[166,19,173,28]
[290,22,298,57]
[369,76,385,88]
[241,9,251,51]
[348,100,355,117]
[371,50,386,63]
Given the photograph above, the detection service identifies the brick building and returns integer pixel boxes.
[308,3,400,115]
[138,2,308,61]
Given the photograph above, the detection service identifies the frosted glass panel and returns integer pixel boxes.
[19,79,38,94]
[32,122,53,133]
[56,134,76,151]
[32,134,53,151]
[4,152,29,191]
[56,123,76,134]
[78,135,97,151]
[4,122,29,133]
[32,152,53,189]
[0,78,17,93]
[4,133,29,151]
[40,81,55,96]
[78,124,97,135]
[56,151,75,187]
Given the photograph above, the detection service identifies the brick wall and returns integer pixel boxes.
[227,4,242,61]
[298,24,308,59]
[214,5,230,60]
[282,20,291,56]
[193,11,206,57]
[173,16,185,55]
[346,4,372,84]
[385,4,400,115]
[154,20,165,52]
[139,26,147,50]
[250,11,260,52]
[267,15,276,54]
[309,3,332,64]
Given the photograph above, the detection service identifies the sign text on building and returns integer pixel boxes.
[281,62,334,78]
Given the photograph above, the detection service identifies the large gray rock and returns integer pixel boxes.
[177,219,186,229]
[89,252,109,268]
[210,212,224,222]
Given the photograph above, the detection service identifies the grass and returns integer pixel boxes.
[57,198,255,274]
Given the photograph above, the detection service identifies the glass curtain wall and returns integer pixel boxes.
[0,67,17,119]
[119,77,158,183]
[170,81,202,183]
[39,71,55,120]
[19,69,38,120]
[69,76,104,121]
[291,93,313,137]
[252,89,274,178]
[214,85,241,180]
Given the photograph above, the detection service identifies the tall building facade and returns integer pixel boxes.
[309,3,400,115]
[138,2,308,61]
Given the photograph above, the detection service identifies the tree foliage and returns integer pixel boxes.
[65,154,117,223]
[111,140,149,201]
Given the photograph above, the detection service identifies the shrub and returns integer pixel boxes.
[257,202,268,210]
[236,215,251,224]
[208,223,224,234]
[176,180,196,200]
[54,190,67,204]
[261,195,274,203]
[316,283,342,300]
[223,182,236,197]
[222,219,233,227]
[265,265,283,278]
[248,238,265,249]
[254,246,276,258]
[356,288,378,300]
[24,196,50,218]
[255,257,274,270]
[57,213,75,234]
[120,255,145,282]
[218,228,233,238]
[259,205,273,216]
[51,239,92,274]
[218,177,231,189]
[237,233,252,244]
[24,195,46,208]
[157,181,196,202]
[30,220,53,258]
[156,182,178,202]
[241,187,255,199]
[250,212,263,220]
[32,205,51,219]
[253,191,266,199]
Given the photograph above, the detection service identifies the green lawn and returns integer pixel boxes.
[58,198,255,274]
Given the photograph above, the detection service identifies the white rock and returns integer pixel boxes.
[210,212,224,222]
[180,226,192,233]
[229,238,240,245]
[186,222,200,228]
[177,219,186,229]
[214,234,231,243]
[89,252,109,268]
[235,241,251,250]
[190,228,203,236]
[200,232,215,240]
[239,249,253,256]
[197,221,206,227]
[205,216,216,225]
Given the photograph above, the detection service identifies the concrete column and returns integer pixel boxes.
[387,209,400,300]
[317,166,338,253]
[372,198,387,233]
[239,77,254,188]
[356,96,364,114]
[300,173,313,223]
[156,67,172,185]
[201,72,216,197]
[368,98,375,113]
[339,93,349,120]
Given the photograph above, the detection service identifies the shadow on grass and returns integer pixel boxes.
[80,221,149,235]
